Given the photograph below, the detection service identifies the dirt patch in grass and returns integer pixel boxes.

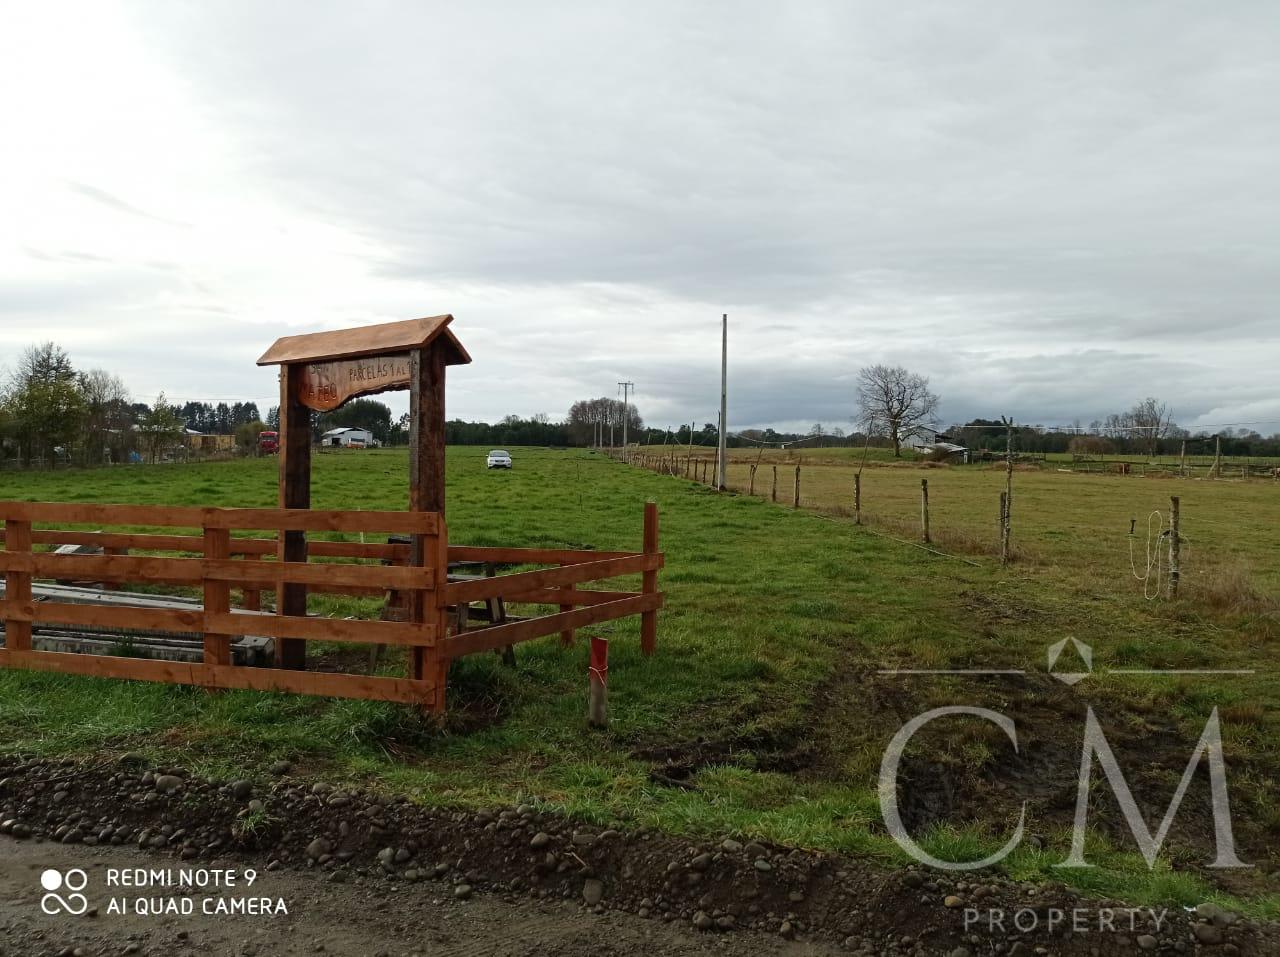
[888,675,1280,875]
[631,710,818,787]
[960,588,1044,626]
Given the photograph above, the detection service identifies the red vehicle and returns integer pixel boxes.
[258,430,279,454]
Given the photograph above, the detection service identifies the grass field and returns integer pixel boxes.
[0,447,1276,916]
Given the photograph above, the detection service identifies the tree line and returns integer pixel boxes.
[3,343,184,465]
[0,343,656,465]
[6,344,1273,466]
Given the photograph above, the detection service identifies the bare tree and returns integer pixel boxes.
[855,364,940,457]
[79,368,131,463]
[566,397,642,446]
[1128,397,1174,457]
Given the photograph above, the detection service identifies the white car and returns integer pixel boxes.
[486,449,513,469]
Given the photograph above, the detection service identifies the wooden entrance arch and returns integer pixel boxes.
[0,314,662,715]
[257,315,469,679]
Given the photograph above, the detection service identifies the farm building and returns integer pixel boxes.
[321,426,378,448]
[907,429,970,462]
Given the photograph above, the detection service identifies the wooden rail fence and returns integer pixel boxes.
[0,500,662,712]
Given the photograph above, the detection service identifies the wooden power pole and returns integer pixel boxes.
[716,314,728,491]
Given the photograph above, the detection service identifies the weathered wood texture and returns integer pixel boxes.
[278,363,312,669]
[0,500,445,706]
[0,499,663,714]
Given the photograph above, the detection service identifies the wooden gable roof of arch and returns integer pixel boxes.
[256,314,471,367]
[258,315,471,414]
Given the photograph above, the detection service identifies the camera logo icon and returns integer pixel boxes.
[40,868,89,916]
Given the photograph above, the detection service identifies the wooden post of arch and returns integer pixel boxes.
[257,314,472,696]
[277,363,311,670]
[409,342,448,701]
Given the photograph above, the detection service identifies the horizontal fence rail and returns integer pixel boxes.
[0,501,442,705]
[0,499,663,712]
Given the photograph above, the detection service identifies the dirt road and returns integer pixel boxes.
[0,839,840,957]
[1,754,1274,956]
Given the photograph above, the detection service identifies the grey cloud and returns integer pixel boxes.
[4,2,1277,432]
[65,182,190,228]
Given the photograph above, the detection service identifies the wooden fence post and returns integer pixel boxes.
[793,465,801,508]
[202,525,232,667]
[1169,495,1180,598]
[749,464,757,496]
[854,473,862,525]
[588,636,608,727]
[1001,490,1011,565]
[999,491,1008,562]
[242,554,263,611]
[559,563,576,647]
[102,547,124,591]
[1002,424,1014,564]
[641,501,659,656]
[920,478,930,544]
[3,518,32,652]
[771,465,778,502]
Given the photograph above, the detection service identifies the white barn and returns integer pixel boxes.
[321,427,377,448]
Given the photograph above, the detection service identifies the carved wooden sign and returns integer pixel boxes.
[294,353,412,412]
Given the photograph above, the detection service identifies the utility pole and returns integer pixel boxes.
[1001,415,1014,564]
[717,314,728,491]
[617,381,634,450]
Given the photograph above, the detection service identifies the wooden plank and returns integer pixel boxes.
[307,540,411,561]
[203,507,438,534]
[642,502,660,656]
[447,546,632,564]
[442,592,663,659]
[0,501,438,535]
[0,553,205,584]
[0,502,206,528]
[203,527,232,666]
[3,519,32,651]
[255,315,464,366]
[444,554,660,605]
[23,530,270,555]
[293,354,412,412]
[205,559,432,590]
[204,612,436,647]
[501,588,643,607]
[0,649,436,704]
[0,600,204,633]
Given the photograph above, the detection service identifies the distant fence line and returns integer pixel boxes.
[0,448,253,472]
[607,446,1273,577]
[612,448,1279,485]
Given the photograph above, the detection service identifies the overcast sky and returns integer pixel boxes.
[1,2,1277,435]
